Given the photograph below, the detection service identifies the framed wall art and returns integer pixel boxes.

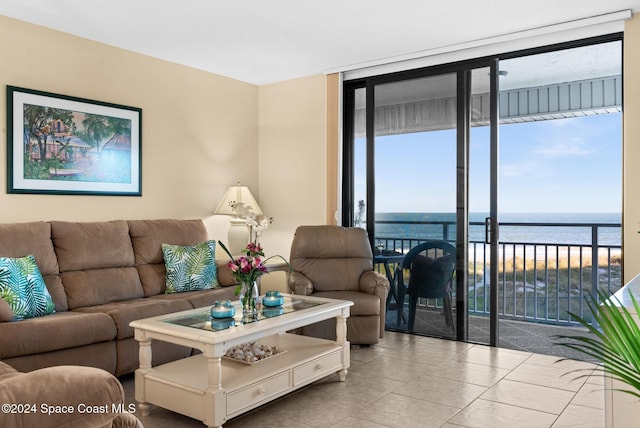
[6,86,142,196]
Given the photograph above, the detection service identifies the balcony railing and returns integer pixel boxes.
[373,220,622,326]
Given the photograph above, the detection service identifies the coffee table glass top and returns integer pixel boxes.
[162,295,323,332]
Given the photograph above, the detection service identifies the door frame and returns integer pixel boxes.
[455,60,500,345]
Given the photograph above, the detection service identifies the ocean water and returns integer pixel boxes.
[373,212,621,246]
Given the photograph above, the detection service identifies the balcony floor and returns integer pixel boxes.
[385,306,600,362]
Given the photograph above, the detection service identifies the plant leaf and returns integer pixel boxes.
[554,288,640,397]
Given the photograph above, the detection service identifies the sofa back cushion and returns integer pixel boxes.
[51,221,143,309]
[128,219,237,296]
[0,298,13,322]
[290,225,373,292]
[0,222,67,311]
[128,219,207,296]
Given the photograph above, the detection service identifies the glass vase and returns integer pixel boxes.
[240,280,259,315]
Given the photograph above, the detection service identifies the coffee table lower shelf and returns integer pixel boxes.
[137,333,347,425]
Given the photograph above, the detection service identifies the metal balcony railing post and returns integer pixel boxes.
[591,225,600,320]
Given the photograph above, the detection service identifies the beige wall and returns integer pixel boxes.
[623,14,640,282]
[0,16,259,239]
[257,75,328,259]
[256,75,328,291]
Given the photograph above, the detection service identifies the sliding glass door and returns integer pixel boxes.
[343,60,500,345]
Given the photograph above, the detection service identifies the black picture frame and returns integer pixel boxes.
[6,86,142,196]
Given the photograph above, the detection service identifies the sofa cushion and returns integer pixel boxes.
[51,220,136,271]
[217,263,238,286]
[0,297,14,322]
[129,219,221,296]
[74,298,192,340]
[0,221,67,311]
[149,286,236,308]
[61,267,144,309]
[0,255,56,320]
[135,263,168,296]
[162,240,219,293]
[0,311,116,359]
[3,341,117,375]
[51,221,144,309]
[129,219,207,263]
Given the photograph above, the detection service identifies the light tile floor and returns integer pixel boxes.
[121,331,605,428]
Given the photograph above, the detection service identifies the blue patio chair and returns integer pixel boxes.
[396,241,456,331]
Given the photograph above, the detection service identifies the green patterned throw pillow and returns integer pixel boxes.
[162,240,219,294]
[0,255,56,321]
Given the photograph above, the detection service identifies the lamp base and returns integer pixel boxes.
[227,218,250,255]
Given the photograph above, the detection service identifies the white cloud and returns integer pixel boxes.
[533,137,594,158]
[500,160,550,178]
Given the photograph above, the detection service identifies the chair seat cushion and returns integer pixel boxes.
[408,254,455,297]
[0,311,117,359]
[311,290,380,316]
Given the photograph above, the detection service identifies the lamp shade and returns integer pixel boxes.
[214,183,263,216]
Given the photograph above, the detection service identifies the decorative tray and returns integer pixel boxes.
[222,342,286,365]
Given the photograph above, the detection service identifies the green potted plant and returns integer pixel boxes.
[555,289,640,398]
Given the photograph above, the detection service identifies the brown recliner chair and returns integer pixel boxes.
[288,225,389,345]
[0,361,142,428]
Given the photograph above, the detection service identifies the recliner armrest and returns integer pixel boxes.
[359,270,390,300]
[0,365,128,428]
[288,271,314,295]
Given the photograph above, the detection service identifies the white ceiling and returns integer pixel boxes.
[0,0,639,85]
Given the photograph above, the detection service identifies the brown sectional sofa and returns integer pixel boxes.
[0,219,237,376]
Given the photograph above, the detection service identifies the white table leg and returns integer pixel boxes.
[203,354,225,428]
[135,335,152,416]
[335,310,349,382]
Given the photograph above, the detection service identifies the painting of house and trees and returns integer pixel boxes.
[24,106,132,182]
[7,86,141,196]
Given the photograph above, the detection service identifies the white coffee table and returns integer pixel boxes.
[130,294,352,428]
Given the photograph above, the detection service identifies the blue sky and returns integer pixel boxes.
[356,113,622,213]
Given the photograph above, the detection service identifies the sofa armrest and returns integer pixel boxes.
[288,271,314,295]
[0,365,127,428]
[359,270,390,299]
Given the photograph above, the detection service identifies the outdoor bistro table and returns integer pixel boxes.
[374,250,406,323]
